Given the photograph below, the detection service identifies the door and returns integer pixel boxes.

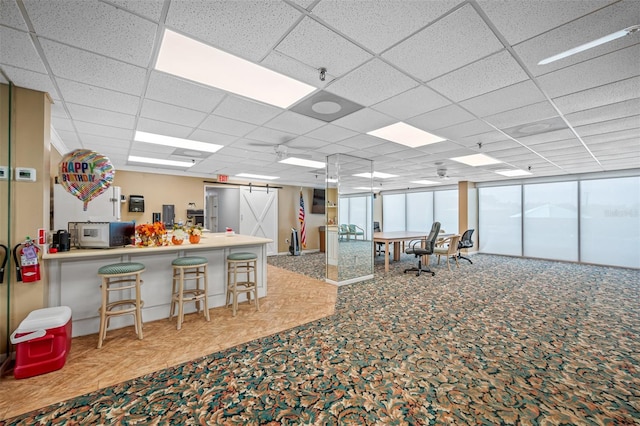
[239,187,278,255]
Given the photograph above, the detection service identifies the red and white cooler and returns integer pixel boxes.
[10,306,72,379]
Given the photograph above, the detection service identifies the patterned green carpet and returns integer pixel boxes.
[5,253,640,424]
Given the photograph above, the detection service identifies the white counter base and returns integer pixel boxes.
[45,233,271,337]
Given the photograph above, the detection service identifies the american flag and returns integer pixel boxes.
[299,191,307,249]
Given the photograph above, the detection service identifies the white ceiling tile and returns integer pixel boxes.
[457,131,510,147]
[407,104,475,131]
[330,108,396,133]
[140,99,207,128]
[0,26,47,73]
[245,127,296,145]
[136,117,191,138]
[23,0,157,67]
[55,130,81,148]
[383,4,503,81]
[107,0,165,22]
[81,134,131,149]
[51,116,74,132]
[513,1,639,77]
[517,129,575,146]
[428,50,529,101]
[565,99,640,127]
[459,80,546,117]
[57,78,140,115]
[575,115,640,137]
[326,59,418,106]
[166,0,302,62]
[337,134,387,150]
[553,77,640,114]
[67,103,135,130]
[435,119,496,141]
[50,102,69,119]
[0,0,27,30]
[146,71,226,113]
[371,85,451,121]
[275,17,373,76]
[0,74,7,84]
[582,128,640,144]
[185,129,237,146]
[536,44,640,98]
[40,39,146,95]
[304,124,358,143]
[198,115,257,138]
[478,0,611,45]
[75,122,133,140]
[312,0,462,53]
[212,95,282,126]
[485,101,558,129]
[264,111,325,135]
[1,65,59,99]
[260,51,327,89]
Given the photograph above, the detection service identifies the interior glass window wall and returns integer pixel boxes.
[478,185,522,256]
[382,193,406,232]
[524,182,578,261]
[581,176,640,268]
[406,192,433,231]
[434,190,458,234]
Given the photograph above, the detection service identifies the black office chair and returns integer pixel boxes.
[404,221,441,276]
[374,221,385,256]
[457,229,474,264]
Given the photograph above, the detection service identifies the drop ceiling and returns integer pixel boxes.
[1,0,638,191]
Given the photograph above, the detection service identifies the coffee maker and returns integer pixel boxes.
[52,229,71,252]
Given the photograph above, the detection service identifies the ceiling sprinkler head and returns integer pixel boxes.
[319,67,327,81]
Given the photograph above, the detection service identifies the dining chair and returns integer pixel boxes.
[434,234,461,271]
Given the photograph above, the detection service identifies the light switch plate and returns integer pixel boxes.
[0,166,8,180]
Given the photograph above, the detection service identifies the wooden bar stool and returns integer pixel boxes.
[226,252,259,317]
[97,262,145,349]
[170,256,210,330]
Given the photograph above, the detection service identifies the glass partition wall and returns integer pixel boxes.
[0,83,12,364]
[326,153,373,285]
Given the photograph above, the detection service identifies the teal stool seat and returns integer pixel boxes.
[171,256,207,267]
[97,262,145,348]
[226,252,259,316]
[98,262,145,275]
[227,252,257,261]
[170,257,210,330]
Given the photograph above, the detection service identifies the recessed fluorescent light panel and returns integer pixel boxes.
[450,153,502,167]
[538,25,640,65]
[156,30,316,109]
[326,178,338,183]
[235,173,279,180]
[135,131,223,153]
[495,169,532,177]
[353,172,398,179]
[279,157,326,168]
[354,187,374,191]
[128,155,194,168]
[367,122,446,148]
[411,180,438,185]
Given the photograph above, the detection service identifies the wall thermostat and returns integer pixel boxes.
[15,167,37,182]
[0,166,8,180]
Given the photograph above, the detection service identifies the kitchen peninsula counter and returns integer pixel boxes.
[44,233,272,337]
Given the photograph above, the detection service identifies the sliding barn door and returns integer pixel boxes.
[239,187,278,255]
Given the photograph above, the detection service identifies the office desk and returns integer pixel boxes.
[374,231,429,272]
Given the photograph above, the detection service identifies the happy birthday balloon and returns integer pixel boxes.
[58,149,115,211]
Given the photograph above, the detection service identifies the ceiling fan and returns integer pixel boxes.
[436,168,451,180]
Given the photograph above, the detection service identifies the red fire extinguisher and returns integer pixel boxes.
[12,237,41,283]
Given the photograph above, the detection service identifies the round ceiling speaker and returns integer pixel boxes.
[311,101,342,114]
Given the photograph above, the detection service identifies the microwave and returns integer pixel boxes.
[69,221,135,249]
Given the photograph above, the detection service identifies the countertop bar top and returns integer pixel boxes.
[43,233,272,260]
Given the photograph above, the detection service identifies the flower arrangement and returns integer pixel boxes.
[171,224,186,245]
[187,225,203,244]
[135,222,167,247]
[187,225,203,236]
